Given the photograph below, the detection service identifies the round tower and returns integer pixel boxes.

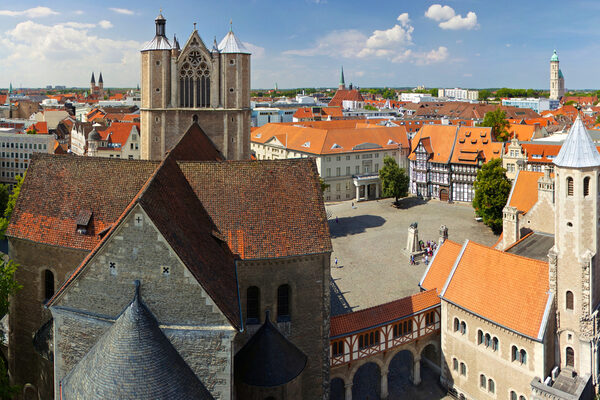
[140,11,173,160]
[87,125,101,156]
[551,116,600,376]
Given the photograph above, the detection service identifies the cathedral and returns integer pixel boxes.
[89,72,104,97]
[140,12,251,160]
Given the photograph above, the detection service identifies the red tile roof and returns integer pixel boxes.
[441,240,550,339]
[520,143,561,164]
[98,122,137,149]
[166,123,223,161]
[293,107,343,120]
[408,125,458,163]
[328,89,365,107]
[29,122,49,134]
[420,240,462,292]
[508,171,544,214]
[330,290,440,337]
[450,127,503,165]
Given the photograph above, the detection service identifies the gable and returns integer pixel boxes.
[178,30,212,66]
[52,204,233,328]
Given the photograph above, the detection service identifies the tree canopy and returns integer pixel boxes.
[379,156,409,203]
[0,173,25,239]
[472,158,511,233]
[480,108,510,141]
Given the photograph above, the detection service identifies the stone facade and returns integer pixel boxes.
[235,253,331,399]
[140,19,251,161]
[8,239,87,400]
[441,301,555,400]
[50,205,236,399]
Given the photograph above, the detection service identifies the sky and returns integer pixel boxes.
[0,0,599,90]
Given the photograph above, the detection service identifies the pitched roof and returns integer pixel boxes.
[554,116,600,168]
[293,107,343,120]
[507,171,544,214]
[166,122,224,161]
[217,30,250,54]
[450,126,503,165]
[251,123,409,155]
[508,124,537,141]
[6,155,159,250]
[520,142,561,164]
[330,289,440,337]
[441,240,550,340]
[234,313,307,387]
[98,122,137,149]
[30,121,49,134]
[408,125,458,163]
[179,159,332,259]
[328,89,365,107]
[420,240,462,292]
[60,283,215,400]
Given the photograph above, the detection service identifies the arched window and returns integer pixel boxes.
[277,284,291,321]
[488,379,495,393]
[484,333,491,347]
[480,374,486,388]
[567,177,574,196]
[477,329,483,344]
[566,291,574,310]
[453,358,458,371]
[492,337,499,351]
[454,318,460,332]
[44,269,54,301]
[584,176,590,196]
[566,347,575,367]
[511,345,518,361]
[178,49,211,108]
[519,396,526,400]
[510,391,517,400]
[246,286,260,323]
[460,321,466,335]
[460,362,466,376]
[520,349,527,365]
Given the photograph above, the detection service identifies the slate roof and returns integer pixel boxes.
[505,231,555,261]
[60,282,215,400]
[234,312,307,387]
[167,122,224,161]
[179,159,332,259]
[441,240,551,340]
[6,155,159,250]
[554,116,600,168]
[218,31,250,54]
[330,290,440,338]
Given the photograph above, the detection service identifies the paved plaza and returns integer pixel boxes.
[327,196,499,316]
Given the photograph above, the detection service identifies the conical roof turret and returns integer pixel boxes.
[553,115,600,168]
[141,11,172,51]
[551,49,559,62]
[218,24,250,54]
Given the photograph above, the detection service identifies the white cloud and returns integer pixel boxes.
[284,14,448,66]
[425,5,455,21]
[0,6,58,18]
[0,20,141,86]
[73,10,84,15]
[98,20,113,29]
[439,12,478,30]
[505,43,511,47]
[59,22,95,29]
[425,4,479,30]
[242,42,265,58]
[109,7,134,15]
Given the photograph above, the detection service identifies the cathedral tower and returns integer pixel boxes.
[90,72,96,94]
[550,116,600,378]
[140,13,251,160]
[550,50,565,100]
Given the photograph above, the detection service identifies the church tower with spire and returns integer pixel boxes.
[339,66,346,90]
[90,72,96,94]
[550,50,565,100]
[140,12,251,160]
[549,115,600,379]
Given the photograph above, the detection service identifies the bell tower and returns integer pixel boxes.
[550,115,600,377]
[550,50,560,100]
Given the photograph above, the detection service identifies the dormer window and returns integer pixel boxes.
[76,209,93,234]
[301,141,310,148]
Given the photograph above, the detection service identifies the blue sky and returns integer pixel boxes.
[0,1,599,90]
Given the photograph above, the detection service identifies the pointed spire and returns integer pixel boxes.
[339,66,346,90]
[155,10,166,37]
[98,72,103,84]
[229,19,233,32]
[90,72,95,84]
[212,36,218,52]
[554,115,600,168]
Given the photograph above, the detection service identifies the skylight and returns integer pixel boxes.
[302,141,310,148]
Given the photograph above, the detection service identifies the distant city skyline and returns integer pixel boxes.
[0,1,599,90]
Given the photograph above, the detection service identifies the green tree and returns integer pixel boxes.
[0,186,8,218]
[319,177,330,193]
[479,89,491,101]
[0,258,23,399]
[480,108,510,141]
[379,156,409,203]
[363,104,378,111]
[596,114,600,125]
[472,158,511,233]
[0,173,25,239]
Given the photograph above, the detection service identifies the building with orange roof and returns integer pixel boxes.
[81,122,140,159]
[503,138,562,180]
[293,106,343,122]
[251,121,409,201]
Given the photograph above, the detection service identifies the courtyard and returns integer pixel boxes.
[327,196,499,316]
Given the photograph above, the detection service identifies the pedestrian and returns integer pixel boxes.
[334,257,338,268]
[424,254,429,265]
[410,254,415,265]
[336,216,339,224]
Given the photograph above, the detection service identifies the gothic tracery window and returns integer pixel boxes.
[179,50,210,108]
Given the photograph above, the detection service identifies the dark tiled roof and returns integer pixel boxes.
[60,283,215,400]
[179,159,332,259]
[505,232,554,261]
[137,158,241,328]
[7,154,159,250]
[234,313,307,387]
[330,290,440,338]
[166,122,224,161]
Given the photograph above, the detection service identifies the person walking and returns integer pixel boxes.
[334,257,338,268]
[424,254,429,265]
[410,254,415,265]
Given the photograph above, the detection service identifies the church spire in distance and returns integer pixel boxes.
[339,66,346,90]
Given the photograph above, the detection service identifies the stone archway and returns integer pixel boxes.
[386,349,415,396]
[330,377,345,400]
[351,362,381,400]
[420,342,441,379]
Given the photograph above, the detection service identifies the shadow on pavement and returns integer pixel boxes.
[394,196,429,209]
[330,277,355,316]
[328,215,386,238]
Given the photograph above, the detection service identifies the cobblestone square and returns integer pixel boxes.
[327,197,499,316]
